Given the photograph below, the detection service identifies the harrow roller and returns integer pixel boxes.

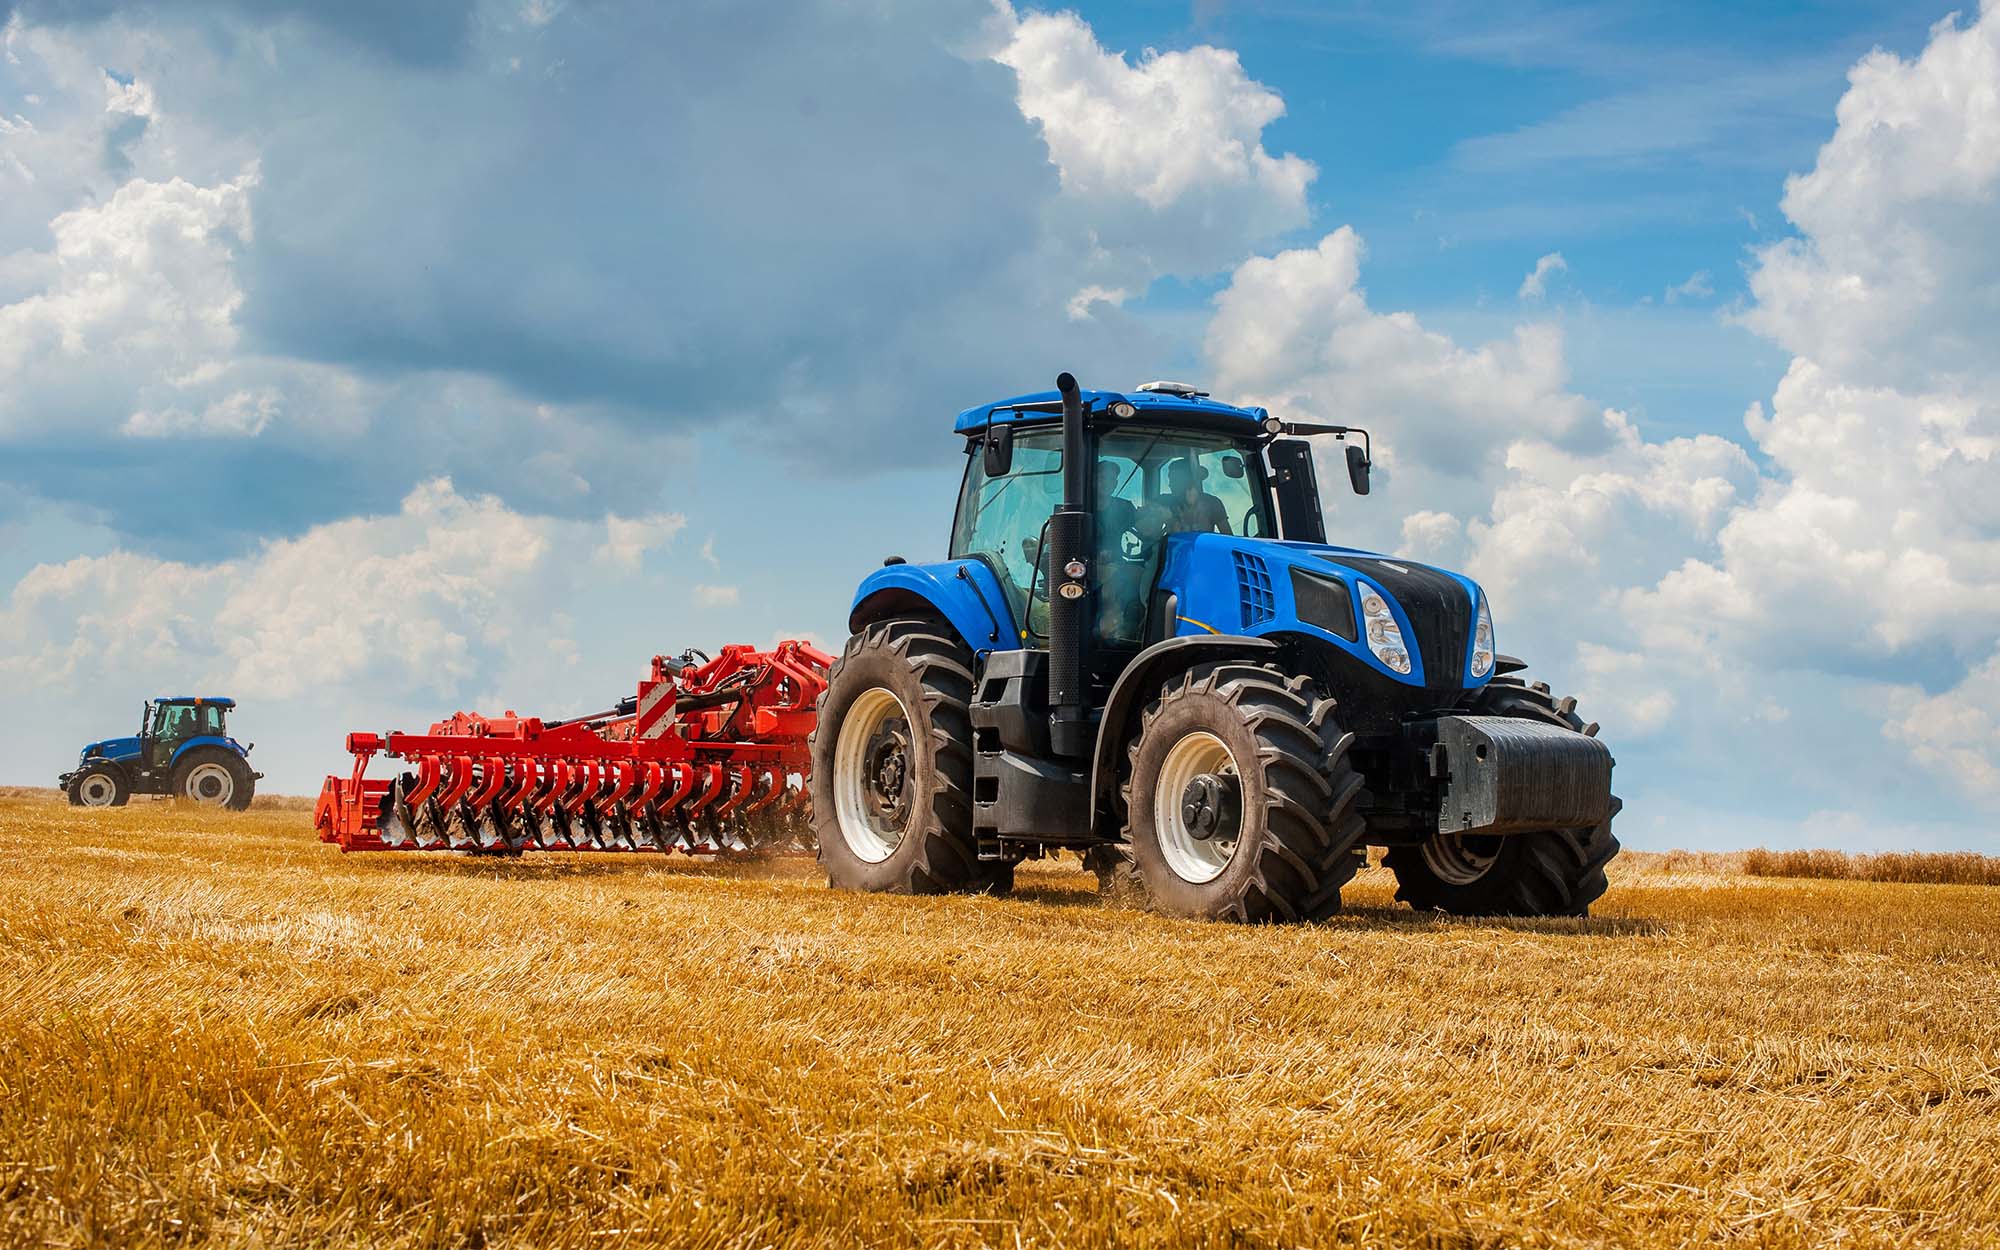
[314,642,832,859]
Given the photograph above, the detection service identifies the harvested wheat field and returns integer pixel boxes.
[2,792,1997,1249]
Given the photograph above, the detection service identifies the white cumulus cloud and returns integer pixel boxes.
[991,1,1316,279]
[0,169,257,435]
[1517,251,1567,300]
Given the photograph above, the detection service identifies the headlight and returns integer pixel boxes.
[1470,595,1494,678]
[1358,583,1412,675]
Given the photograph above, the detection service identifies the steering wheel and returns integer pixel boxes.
[1126,501,1174,557]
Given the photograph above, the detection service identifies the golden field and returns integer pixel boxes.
[2,790,1997,1249]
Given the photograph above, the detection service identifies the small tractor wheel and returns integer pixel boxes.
[1384,676,1621,917]
[1115,662,1366,922]
[811,617,1008,896]
[68,764,130,808]
[169,746,257,811]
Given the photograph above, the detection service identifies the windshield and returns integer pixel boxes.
[1096,426,1271,543]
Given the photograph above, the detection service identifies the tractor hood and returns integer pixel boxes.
[1156,533,1491,691]
[82,735,143,763]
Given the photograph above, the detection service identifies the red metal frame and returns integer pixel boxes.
[313,641,832,854]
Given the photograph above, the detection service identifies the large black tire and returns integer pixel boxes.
[169,746,256,811]
[1107,662,1367,923]
[67,763,130,808]
[1385,676,1621,917]
[810,618,1010,896]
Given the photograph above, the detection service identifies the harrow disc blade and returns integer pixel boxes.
[446,805,481,851]
[380,778,417,849]
[475,806,512,852]
[600,810,638,852]
[412,802,448,850]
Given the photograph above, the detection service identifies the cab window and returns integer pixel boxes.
[949,428,1063,634]
[1093,428,1272,646]
[1100,429,1268,542]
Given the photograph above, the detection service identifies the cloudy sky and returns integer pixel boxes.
[2,0,1995,851]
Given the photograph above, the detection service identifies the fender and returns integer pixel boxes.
[848,558,1018,655]
[168,735,246,769]
[58,756,131,786]
[1088,633,1282,825]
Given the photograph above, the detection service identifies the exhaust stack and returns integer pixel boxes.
[1046,372,1093,758]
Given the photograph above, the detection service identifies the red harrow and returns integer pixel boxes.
[314,641,832,855]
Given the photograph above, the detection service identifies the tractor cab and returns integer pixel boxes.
[948,391,1312,658]
[142,697,235,768]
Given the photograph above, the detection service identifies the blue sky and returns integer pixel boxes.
[2,0,1996,850]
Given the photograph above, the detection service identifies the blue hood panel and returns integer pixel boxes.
[1157,534,1490,690]
[84,735,143,763]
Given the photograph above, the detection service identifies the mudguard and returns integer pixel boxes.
[849,558,1018,654]
[1087,633,1282,824]
[168,735,247,768]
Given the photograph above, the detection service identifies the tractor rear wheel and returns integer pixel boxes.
[1385,677,1620,917]
[1113,662,1366,923]
[68,764,130,808]
[811,617,1009,896]
[170,746,256,811]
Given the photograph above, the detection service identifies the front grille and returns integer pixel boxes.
[1320,556,1471,689]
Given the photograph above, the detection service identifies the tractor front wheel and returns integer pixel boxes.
[810,617,1009,896]
[1385,676,1620,917]
[68,764,130,808]
[170,747,256,811]
[1115,662,1366,922]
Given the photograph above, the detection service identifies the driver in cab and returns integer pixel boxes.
[1157,458,1230,535]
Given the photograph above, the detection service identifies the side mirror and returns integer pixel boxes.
[984,424,1015,477]
[1345,443,1371,496]
[1221,454,1245,479]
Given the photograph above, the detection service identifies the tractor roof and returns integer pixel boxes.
[155,696,236,707]
[953,386,1267,435]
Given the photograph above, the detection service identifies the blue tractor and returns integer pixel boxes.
[810,374,1619,921]
[60,697,261,810]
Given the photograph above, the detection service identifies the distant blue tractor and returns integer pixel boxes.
[809,374,1620,921]
[60,697,261,810]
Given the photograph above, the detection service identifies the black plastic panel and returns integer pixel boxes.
[1266,439,1326,544]
[1289,567,1357,641]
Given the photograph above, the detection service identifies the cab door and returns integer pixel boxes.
[150,703,196,770]
[948,428,1064,639]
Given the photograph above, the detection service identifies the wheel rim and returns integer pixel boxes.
[77,774,118,806]
[1422,832,1504,885]
[833,687,914,864]
[1153,730,1243,884]
[183,761,235,806]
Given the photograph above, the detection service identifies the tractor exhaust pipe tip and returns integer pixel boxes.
[1056,371,1078,395]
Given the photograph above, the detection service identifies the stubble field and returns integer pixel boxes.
[2,790,1996,1248]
